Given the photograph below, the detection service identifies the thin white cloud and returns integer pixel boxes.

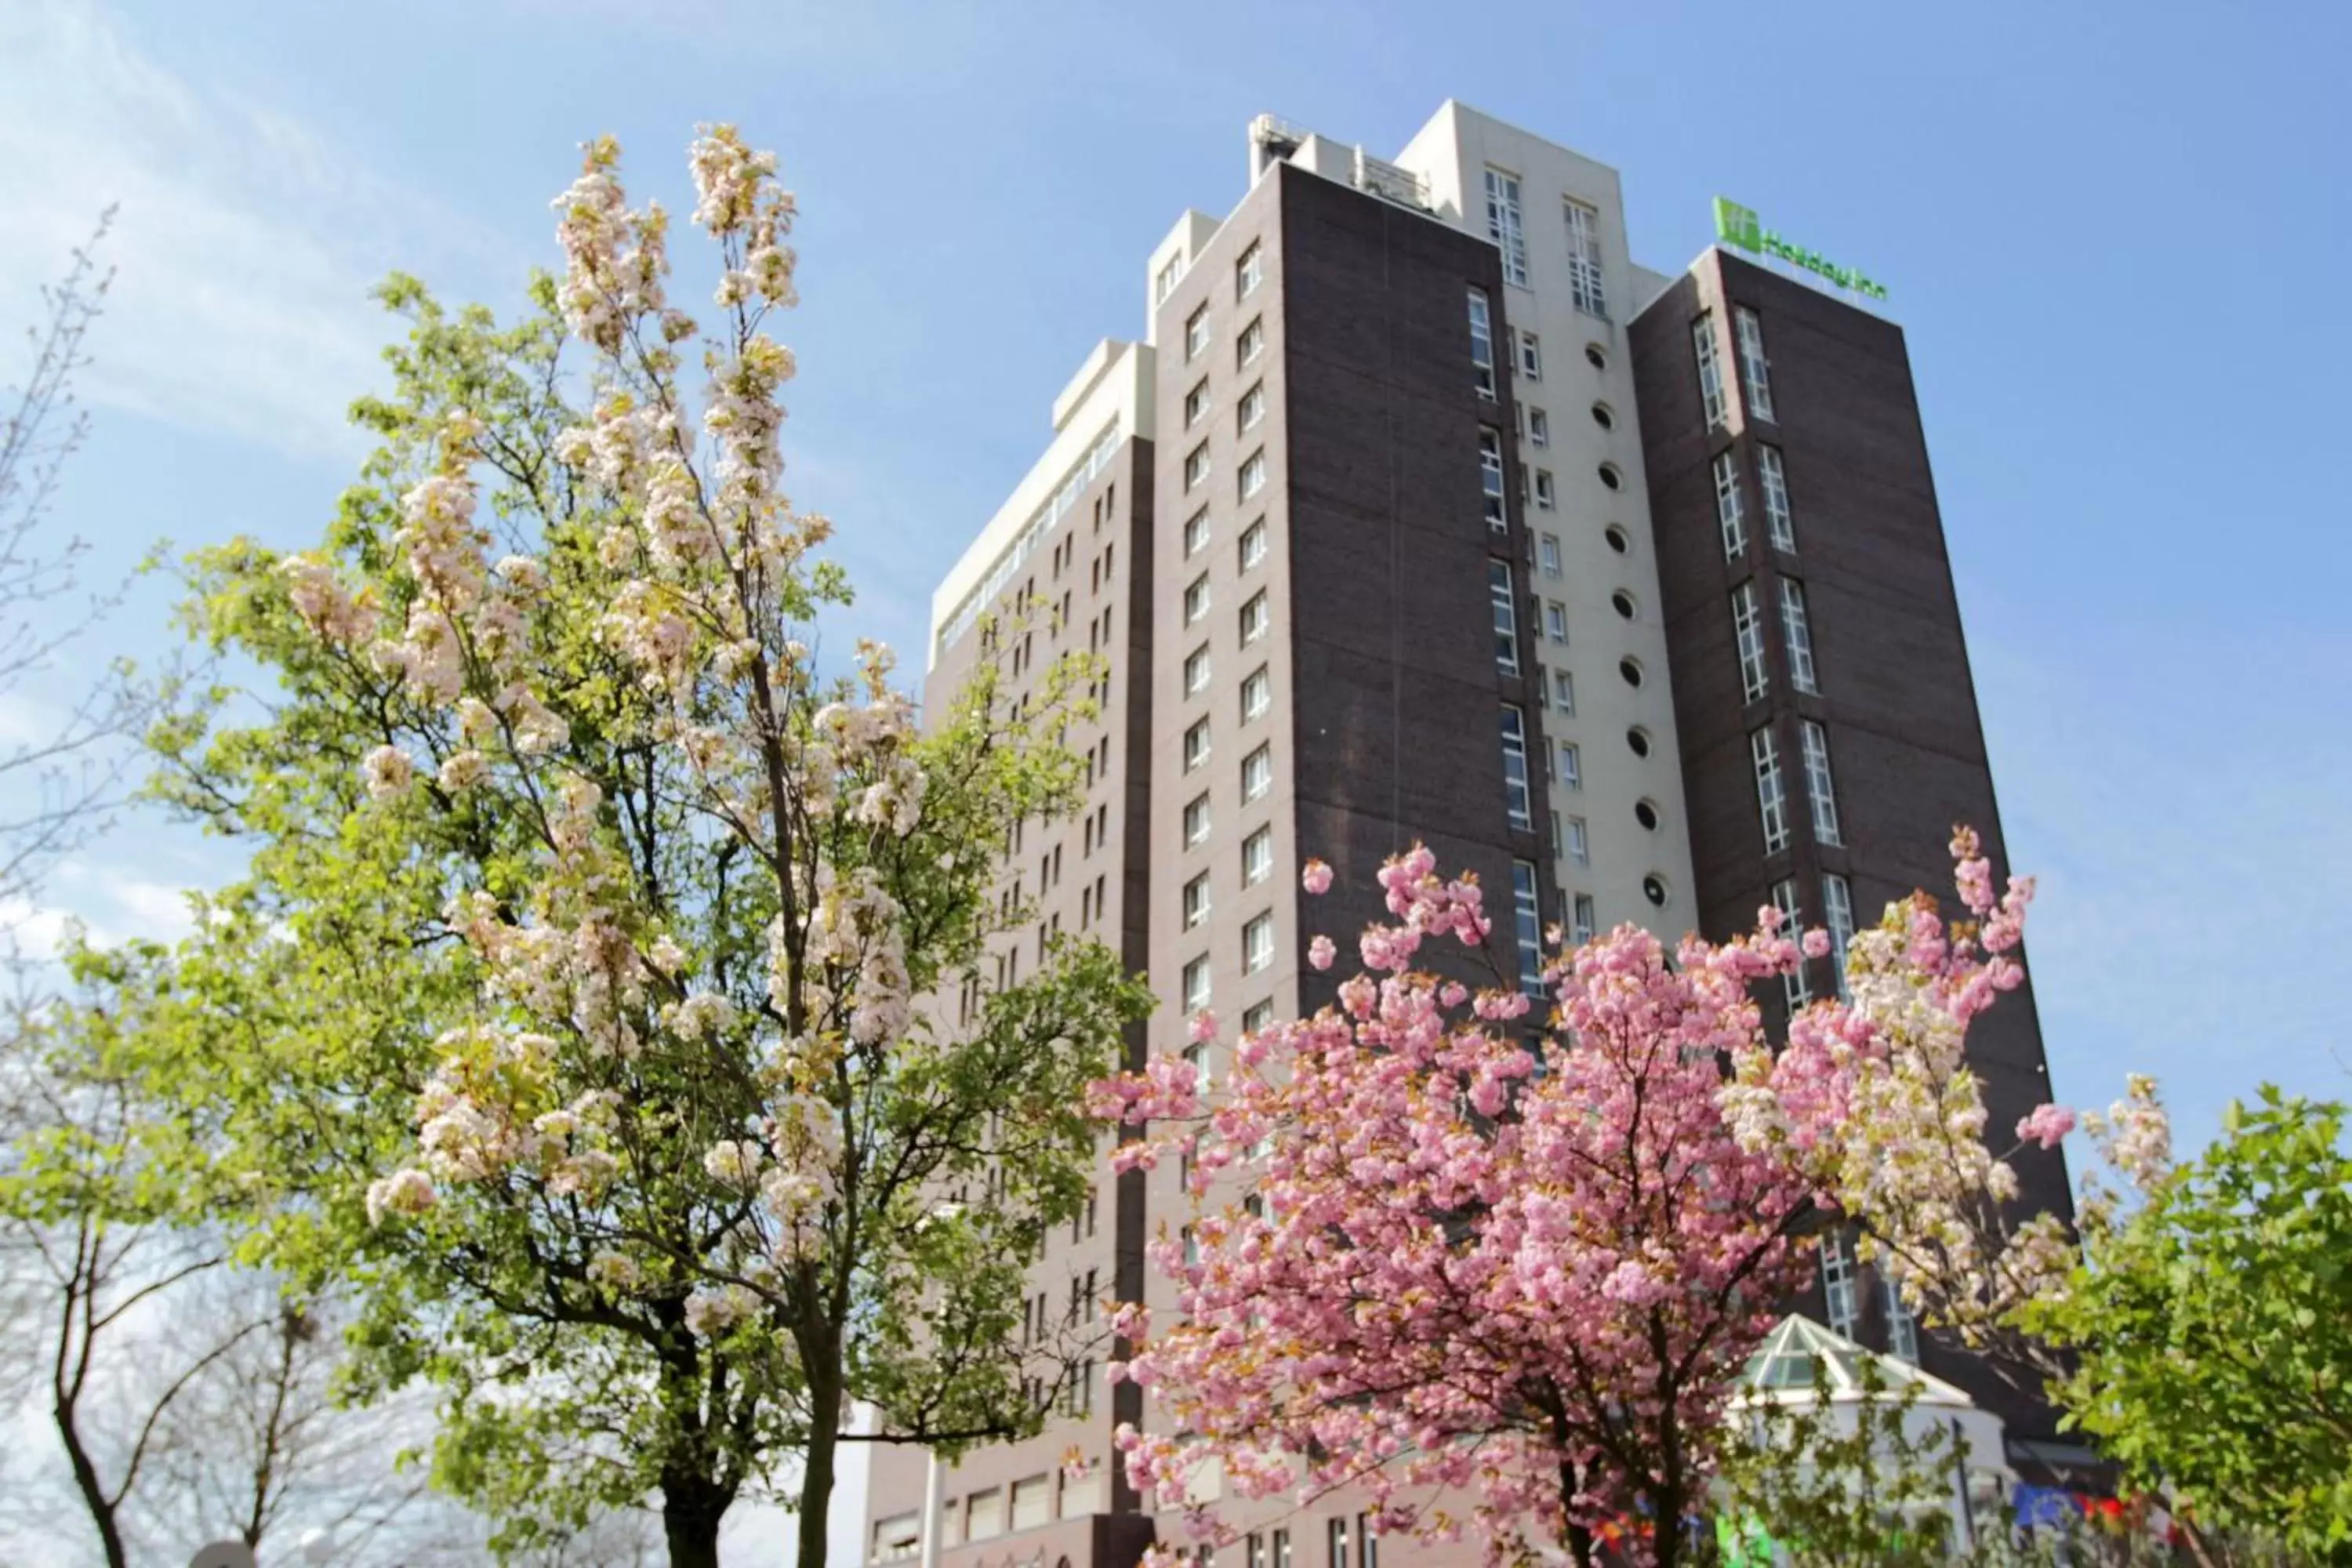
[0,0,514,463]
[1,859,197,956]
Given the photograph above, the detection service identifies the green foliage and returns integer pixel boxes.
[2033,1089,2352,1557]
[118,257,1154,1561]
[1711,1350,1975,1567]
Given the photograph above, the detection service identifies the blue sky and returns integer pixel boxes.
[2,0,2347,1550]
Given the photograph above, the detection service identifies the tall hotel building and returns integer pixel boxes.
[869,101,2072,1568]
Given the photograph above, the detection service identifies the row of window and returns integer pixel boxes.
[1191,1515,1381,1568]
[1482,167,1607,317]
[1714,442,1797,559]
[1160,238,1265,311]
[1694,303,1774,429]
[1183,441,1267,502]
[1731,577,1818,702]
[1751,717,1842,855]
[899,1456,1112,1559]
[1818,1229,1919,1362]
[1773,871,1857,1008]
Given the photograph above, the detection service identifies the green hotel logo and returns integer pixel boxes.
[1712,197,1888,301]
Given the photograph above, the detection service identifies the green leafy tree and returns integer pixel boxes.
[1711,1347,1973,1567]
[131,127,1149,1568]
[2031,1089,2352,1559]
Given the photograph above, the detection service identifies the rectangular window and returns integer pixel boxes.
[1240,519,1268,572]
[1184,508,1210,557]
[1185,303,1210,361]
[1238,317,1265,368]
[1184,643,1211,698]
[1185,573,1210,624]
[1239,448,1267,501]
[1801,720,1841,846]
[1780,578,1817,693]
[1539,532,1561,576]
[1479,427,1507,529]
[1237,241,1262,299]
[1552,669,1575,714]
[1533,469,1555,510]
[1572,893,1598,946]
[1557,740,1581,791]
[1327,1516,1351,1568]
[1243,913,1274,974]
[1693,312,1727,428]
[1563,199,1607,318]
[1483,168,1527,286]
[1518,328,1542,380]
[1824,872,1855,1000]
[1880,1271,1918,1363]
[1273,1530,1291,1568]
[1185,378,1210,427]
[1183,871,1211,929]
[1184,792,1210,848]
[1242,744,1272,803]
[1184,441,1210,491]
[1758,445,1796,552]
[1528,406,1550,448]
[1545,601,1567,644]
[1736,307,1774,422]
[1773,878,1810,1010]
[1156,256,1183,306]
[1468,288,1497,399]
[1359,1518,1380,1568]
[1247,1538,1266,1568]
[1820,1230,1858,1337]
[1241,666,1270,722]
[1713,449,1747,558]
[1489,560,1520,674]
[1243,998,1273,1036]
[1185,717,1211,773]
[1243,826,1272,886]
[1241,590,1269,645]
[1564,815,1589,866]
[1239,381,1265,433]
[1732,581,1769,703]
[1752,726,1790,853]
[1011,1475,1052,1532]
[1511,860,1544,996]
[1499,706,1533,831]
[1183,955,1210,1013]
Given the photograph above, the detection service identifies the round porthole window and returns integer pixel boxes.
[1643,874,1670,908]
[1605,524,1630,555]
[1619,657,1643,688]
[1585,343,1608,371]
[1592,401,1615,430]
[1635,799,1661,831]
[1599,463,1624,492]
[1628,726,1653,757]
[1612,590,1638,620]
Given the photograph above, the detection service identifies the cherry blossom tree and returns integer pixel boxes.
[1094,848,1826,1568]
[1097,834,2143,1568]
[130,128,1149,1568]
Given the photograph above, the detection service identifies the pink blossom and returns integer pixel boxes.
[1308,935,1336,971]
[2016,1104,2076,1150]
[1301,858,1333,895]
[1187,1011,1217,1046]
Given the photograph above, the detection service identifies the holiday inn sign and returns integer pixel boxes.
[1713,197,1889,301]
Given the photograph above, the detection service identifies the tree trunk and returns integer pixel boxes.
[659,1471,729,1568]
[1555,1458,1596,1568]
[796,1366,844,1568]
[56,1403,128,1568]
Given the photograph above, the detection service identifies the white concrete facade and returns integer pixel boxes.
[1389,100,1703,950]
